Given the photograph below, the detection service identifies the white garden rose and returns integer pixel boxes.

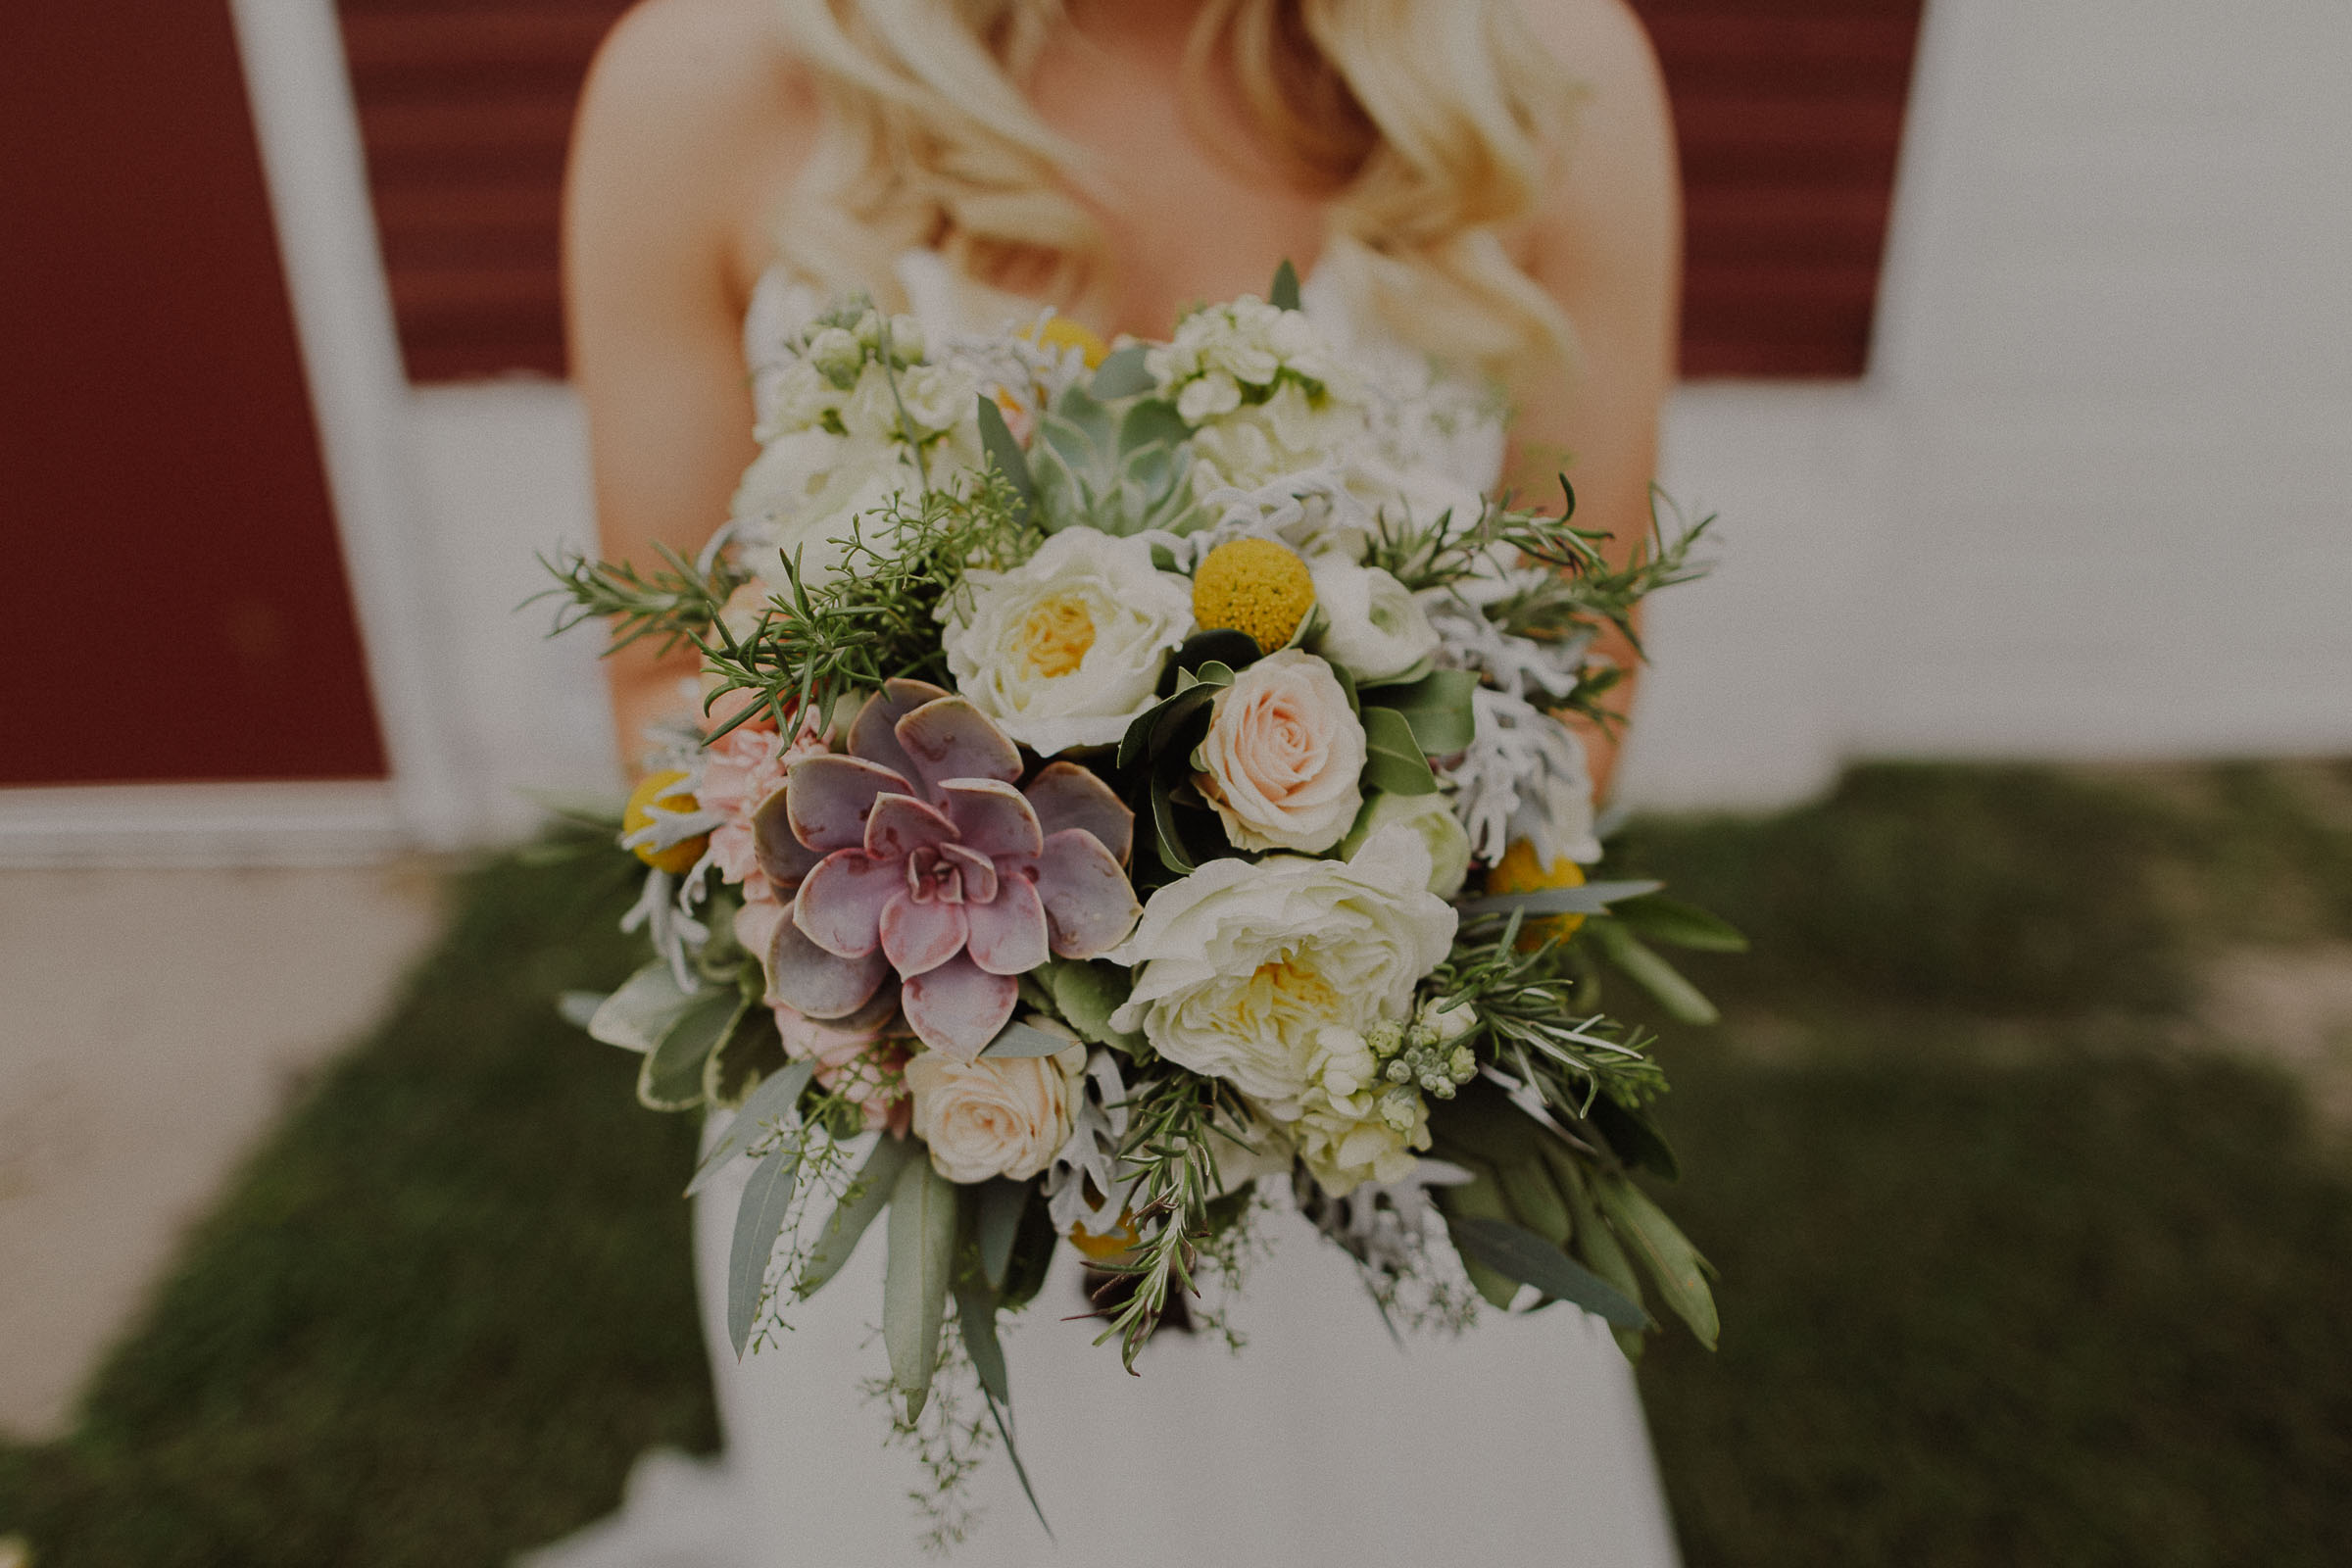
[1307,557,1440,684]
[942,527,1196,755]
[906,1040,1087,1185]
[1108,823,1457,1115]
[1339,791,1472,899]
[1195,650,1366,854]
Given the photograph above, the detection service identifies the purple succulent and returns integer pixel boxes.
[751,679,1141,1057]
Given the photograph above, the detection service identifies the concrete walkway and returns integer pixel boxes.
[0,861,446,1439]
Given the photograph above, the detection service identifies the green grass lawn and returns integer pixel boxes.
[5,762,2350,1565]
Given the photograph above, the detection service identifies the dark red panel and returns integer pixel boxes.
[0,2,388,785]
[340,1,1923,382]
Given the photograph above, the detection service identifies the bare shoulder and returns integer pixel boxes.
[1507,0,1679,282]
[568,0,819,292]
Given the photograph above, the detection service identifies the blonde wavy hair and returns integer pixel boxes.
[771,0,1581,375]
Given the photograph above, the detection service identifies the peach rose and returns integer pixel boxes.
[906,1042,1086,1184]
[1195,650,1366,854]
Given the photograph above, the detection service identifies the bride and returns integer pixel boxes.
[545,0,1683,1562]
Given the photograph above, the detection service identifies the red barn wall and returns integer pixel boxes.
[342,0,1923,382]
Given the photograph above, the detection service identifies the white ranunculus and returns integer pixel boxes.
[942,527,1196,756]
[1339,791,1472,899]
[1308,557,1440,684]
[1195,650,1366,854]
[906,1041,1087,1185]
[730,429,911,594]
[1108,824,1457,1115]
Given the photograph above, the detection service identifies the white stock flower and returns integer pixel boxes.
[1340,791,1472,899]
[1308,557,1440,684]
[729,429,910,594]
[1189,382,1369,494]
[942,526,1195,755]
[907,1041,1087,1185]
[896,362,978,437]
[1108,823,1457,1115]
[1294,1024,1429,1196]
[1195,650,1366,854]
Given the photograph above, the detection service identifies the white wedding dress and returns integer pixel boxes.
[524,254,1684,1568]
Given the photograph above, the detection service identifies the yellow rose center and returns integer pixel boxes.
[1248,956,1341,1019]
[1016,593,1097,679]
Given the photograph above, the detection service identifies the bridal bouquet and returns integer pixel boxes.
[546,266,1729,1509]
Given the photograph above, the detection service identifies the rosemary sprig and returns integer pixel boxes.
[1094,1071,1246,1370]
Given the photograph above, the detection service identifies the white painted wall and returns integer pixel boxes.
[1620,0,2352,809]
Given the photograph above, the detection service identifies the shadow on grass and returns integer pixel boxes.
[0,852,716,1566]
[5,763,2350,1565]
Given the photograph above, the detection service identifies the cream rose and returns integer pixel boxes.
[906,1041,1087,1184]
[1308,557,1439,685]
[1195,650,1366,854]
[1107,823,1457,1114]
[1339,791,1472,899]
[942,527,1196,755]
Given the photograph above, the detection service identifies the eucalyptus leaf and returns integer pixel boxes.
[587,961,701,1053]
[1590,920,1721,1025]
[638,987,745,1111]
[956,1281,1010,1404]
[981,1018,1081,1058]
[1608,894,1750,953]
[1431,1163,1521,1310]
[1362,667,1480,756]
[726,1143,802,1357]
[1456,880,1664,919]
[1590,1094,1680,1182]
[1358,706,1439,797]
[687,1058,815,1198]
[1269,258,1302,312]
[1090,343,1153,400]
[1151,780,1197,874]
[884,1158,957,1418]
[1446,1215,1649,1330]
[702,1002,788,1109]
[974,394,1034,520]
[797,1132,917,1300]
[975,1177,1029,1291]
[1592,1173,1718,1348]
[1550,1145,1648,1360]
[1495,1156,1573,1250]
[1047,959,1139,1050]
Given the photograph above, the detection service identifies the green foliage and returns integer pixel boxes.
[1618,764,2199,1014]
[1030,382,1205,538]
[535,544,742,659]
[1089,1072,1252,1368]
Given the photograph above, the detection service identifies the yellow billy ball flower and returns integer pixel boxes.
[623,769,708,874]
[1486,839,1588,951]
[1192,538,1316,655]
[1070,1209,1142,1261]
[1026,315,1110,369]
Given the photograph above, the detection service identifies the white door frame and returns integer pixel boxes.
[0,0,478,864]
